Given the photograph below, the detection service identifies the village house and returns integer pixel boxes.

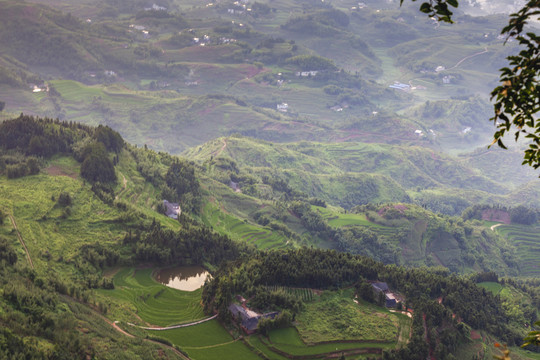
[30,84,48,93]
[145,3,167,11]
[230,181,241,193]
[228,303,279,334]
[389,82,410,92]
[372,282,397,308]
[442,75,454,84]
[295,71,319,77]
[276,103,288,112]
[163,200,181,219]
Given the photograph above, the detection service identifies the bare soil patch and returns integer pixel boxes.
[45,165,77,179]
[481,209,510,224]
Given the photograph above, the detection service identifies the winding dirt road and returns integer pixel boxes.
[448,47,489,70]
[9,214,33,269]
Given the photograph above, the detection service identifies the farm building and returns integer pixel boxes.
[163,200,181,219]
[276,103,289,112]
[230,181,241,192]
[372,282,397,308]
[228,303,279,334]
[389,82,411,91]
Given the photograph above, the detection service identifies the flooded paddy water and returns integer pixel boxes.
[154,266,210,291]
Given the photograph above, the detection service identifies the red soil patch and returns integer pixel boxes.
[45,165,77,179]
[239,64,263,78]
[481,209,510,224]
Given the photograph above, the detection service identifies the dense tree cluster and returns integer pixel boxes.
[285,54,337,71]
[163,160,201,213]
[0,115,122,184]
[125,217,247,266]
[0,115,80,156]
[80,142,117,183]
[93,125,124,153]
[250,287,303,314]
[203,247,532,356]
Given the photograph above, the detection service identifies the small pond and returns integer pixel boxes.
[154,266,210,291]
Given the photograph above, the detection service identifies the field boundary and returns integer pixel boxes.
[261,338,383,360]
[129,314,218,330]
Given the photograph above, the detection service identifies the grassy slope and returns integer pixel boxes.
[201,201,291,250]
[295,290,399,343]
[0,167,123,274]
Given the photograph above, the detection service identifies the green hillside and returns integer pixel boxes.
[0,116,537,359]
[0,0,539,357]
[183,135,539,214]
[494,225,540,277]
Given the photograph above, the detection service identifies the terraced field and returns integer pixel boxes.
[495,225,540,277]
[148,320,261,360]
[99,268,205,327]
[202,202,290,250]
[315,206,399,240]
[251,326,395,359]
[265,286,316,302]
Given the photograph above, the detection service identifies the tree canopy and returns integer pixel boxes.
[405,0,540,169]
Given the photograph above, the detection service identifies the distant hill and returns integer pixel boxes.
[183,135,540,214]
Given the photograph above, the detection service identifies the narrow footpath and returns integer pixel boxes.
[93,306,190,359]
[212,138,228,158]
[9,214,33,269]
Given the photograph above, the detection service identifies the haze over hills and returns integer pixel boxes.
[0,0,539,359]
[1,0,538,202]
